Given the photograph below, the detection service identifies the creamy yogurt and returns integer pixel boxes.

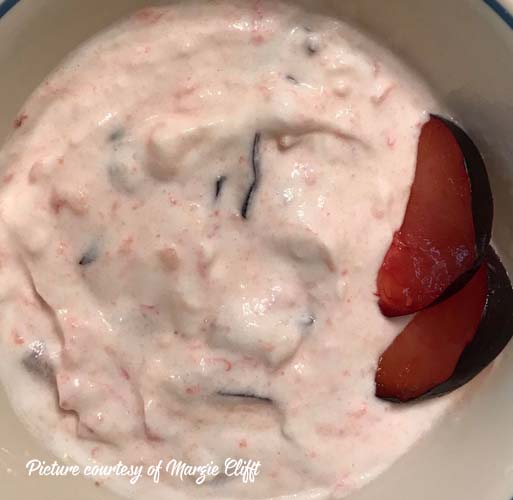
[0,1,456,499]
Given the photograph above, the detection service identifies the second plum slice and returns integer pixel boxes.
[375,261,488,402]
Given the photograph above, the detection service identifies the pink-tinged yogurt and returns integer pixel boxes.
[0,1,457,499]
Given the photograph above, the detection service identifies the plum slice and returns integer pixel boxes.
[377,115,493,317]
[375,246,513,402]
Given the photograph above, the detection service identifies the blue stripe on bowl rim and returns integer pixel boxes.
[484,0,513,28]
[0,0,19,19]
[1,0,513,27]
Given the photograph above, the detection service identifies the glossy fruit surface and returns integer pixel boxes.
[378,116,493,317]
[376,246,513,402]
[376,259,487,402]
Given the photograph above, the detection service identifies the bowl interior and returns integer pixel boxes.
[0,1,513,499]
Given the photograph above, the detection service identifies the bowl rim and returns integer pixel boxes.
[0,0,19,18]
[484,0,513,28]
[0,0,513,27]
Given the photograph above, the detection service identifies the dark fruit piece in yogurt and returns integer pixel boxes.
[22,341,55,383]
[215,175,227,200]
[79,244,98,266]
[217,391,272,403]
[240,133,261,220]
[377,116,493,317]
[375,246,513,402]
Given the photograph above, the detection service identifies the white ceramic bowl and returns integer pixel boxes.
[0,1,513,499]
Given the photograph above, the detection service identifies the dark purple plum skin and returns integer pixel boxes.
[423,245,513,399]
[381,245,513,403]
[434,116,493,257]
[430,115,494,305]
